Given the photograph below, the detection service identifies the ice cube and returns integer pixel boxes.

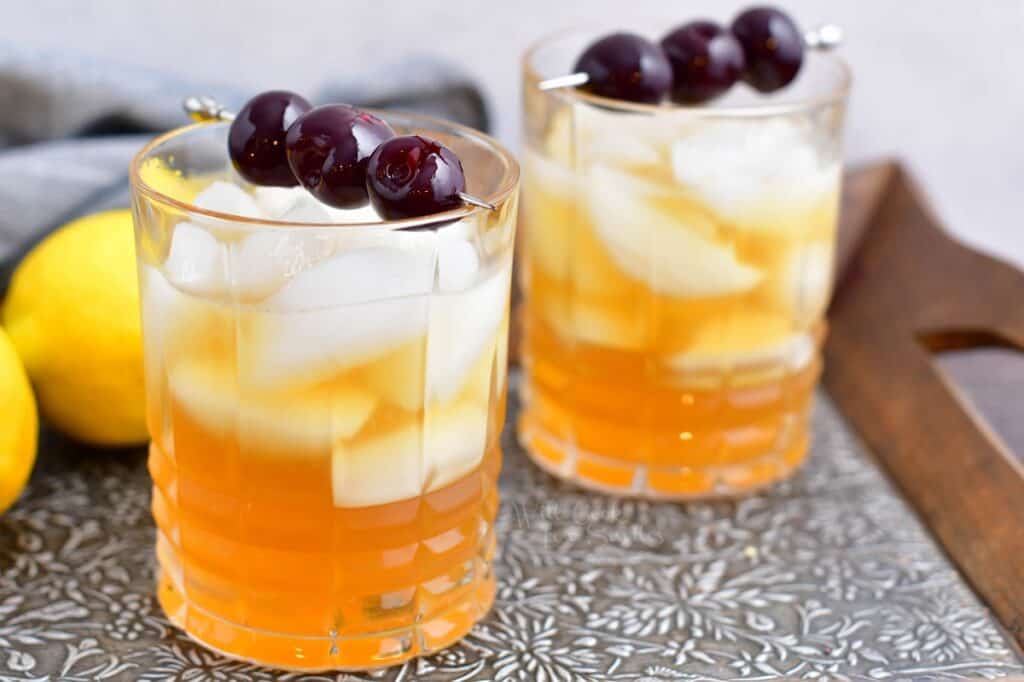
[437,228,480,292]
[330,403,488,508]
[360,343,426,412]
[422,404,488,491]
[162,222,227,296]
[228,229,335,300]
[266,236,437,310]
[169,360,378,452]
[664,311,812,372]
[331,424,423,508]
[193,180,263,221]
[279,196,333,223]
[426,258,511,403]
[769,242,834,328]
[252,186,303,219]
[542,297,652,350]
[525,148,577,199]
[543,105,682,169]
[585,164,761,298]
[323,203,382,224]
[250,297,431,388]
[245,235,438,387]
[139,265,179,347]
[255,185,380,225]
[522,152,576,283]
[139,266,178,406]
[573,104,671,166]
[671,119,840,233]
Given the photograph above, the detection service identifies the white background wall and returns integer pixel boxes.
[4,0,1023,266]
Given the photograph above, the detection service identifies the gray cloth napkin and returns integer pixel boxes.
[0,44,490,279]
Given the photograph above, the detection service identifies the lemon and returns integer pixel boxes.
[0,327,37,513]
[2,209,148,446]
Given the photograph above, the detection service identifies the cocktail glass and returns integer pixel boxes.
[130,112,518,670]
[519,27,849,498]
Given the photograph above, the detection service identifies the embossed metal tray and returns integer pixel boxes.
[2,163,1023,680]
[1,383,1022,681]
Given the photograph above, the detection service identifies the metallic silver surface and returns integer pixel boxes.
[182,95,235,123]
[804,24,844,50]
[538,72,591,92]
[457,191,496,211]
[0,380,1021,680]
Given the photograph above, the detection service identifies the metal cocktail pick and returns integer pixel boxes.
[537,23,844,92]
[181,96,496,211]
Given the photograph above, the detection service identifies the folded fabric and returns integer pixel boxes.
[0,43,489,268]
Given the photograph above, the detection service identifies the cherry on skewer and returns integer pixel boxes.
[224,90,312,187]
[538,17,842,104]
[181,96,495,216]
[284,104,395,209]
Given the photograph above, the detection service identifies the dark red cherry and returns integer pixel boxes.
[661,21,746,104]
[228,90,312,186]
[573,32,672,104]
[366,135,466,219]
[284,104,395,208]
[731,6,805,93]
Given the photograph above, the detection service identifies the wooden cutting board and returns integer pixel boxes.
[824,162,1024,648]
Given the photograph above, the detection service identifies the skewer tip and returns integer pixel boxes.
[537,72,591,92]
[183,96,235,123]
[804,23,843,50]
[458,191,496,211]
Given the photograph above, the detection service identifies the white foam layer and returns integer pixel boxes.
[585,164,761,298]
[671,119,840,233]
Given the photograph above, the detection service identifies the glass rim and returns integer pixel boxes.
[523,25,852,117]
[129,110,520,231]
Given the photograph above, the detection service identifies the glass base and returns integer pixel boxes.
[518,416,810,500]
[157,571,494,672]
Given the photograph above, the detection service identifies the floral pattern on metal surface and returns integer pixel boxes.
[1,382,1021,681]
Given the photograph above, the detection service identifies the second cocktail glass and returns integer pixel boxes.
[131,112,518,670]
[519,28,849,498]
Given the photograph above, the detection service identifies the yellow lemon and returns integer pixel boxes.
[2,209,148,446]
[0,327,37,513]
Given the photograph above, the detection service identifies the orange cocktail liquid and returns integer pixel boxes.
[518,119,839,498]
[142,265,508,670]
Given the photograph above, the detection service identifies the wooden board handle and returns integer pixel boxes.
[825,163,1024,647]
